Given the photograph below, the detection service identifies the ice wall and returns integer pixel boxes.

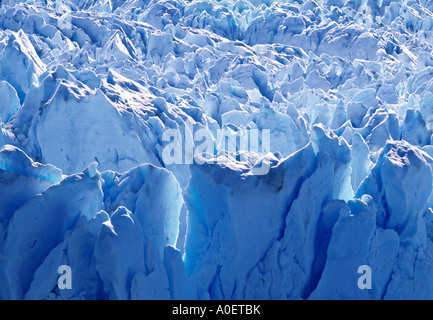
[1,0,433,299]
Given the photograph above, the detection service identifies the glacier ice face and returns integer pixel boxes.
[0,80,20,123]
[311,140,433,299]
[2,0,433,300]
[0,144,62,222]
[0,30,46,104]
[0,161,103,299]
[0,160,184,300]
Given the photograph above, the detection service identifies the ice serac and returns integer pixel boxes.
[183,124,352,299]
[94,163,185,299]
[25,211,109,300]
[0,144,62,222]
[103,163,183,257]
[256,104,309,157]
[0,30,46,104]
[357,140,432,247]
[243,125,352,299]
[94,206,170,300]
[0,162,103,299]
[164,245,197,300]
[308,195,400,300]
[0,81,21,123]
[29,80,156,175]
[310,140,433,299]
[0,148,188,299]
[183,148,306,299]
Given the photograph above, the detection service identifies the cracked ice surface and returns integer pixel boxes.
[1,0,433,300]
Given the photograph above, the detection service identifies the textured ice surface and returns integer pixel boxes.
[2,0,433,300]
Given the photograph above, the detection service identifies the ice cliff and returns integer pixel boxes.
[1,0,433,299]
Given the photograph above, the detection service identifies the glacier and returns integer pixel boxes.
[1,0,433,300]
